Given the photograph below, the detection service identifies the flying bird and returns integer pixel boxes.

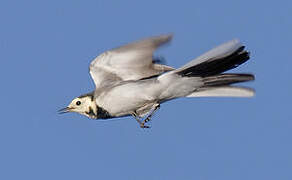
[59,34,254,128]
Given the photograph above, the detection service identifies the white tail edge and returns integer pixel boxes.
[187,86,255,97]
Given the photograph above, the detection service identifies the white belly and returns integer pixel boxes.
[95,81,161,117]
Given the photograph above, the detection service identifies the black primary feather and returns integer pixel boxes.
[202,73,255,87]
[177,46,250,77]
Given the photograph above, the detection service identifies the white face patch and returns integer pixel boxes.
[67,96,97,118]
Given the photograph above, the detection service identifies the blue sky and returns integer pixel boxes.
[1,0,291,179]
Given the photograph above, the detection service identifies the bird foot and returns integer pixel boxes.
[140,124,151,129]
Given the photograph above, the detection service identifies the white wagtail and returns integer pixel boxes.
[59,34,254,128]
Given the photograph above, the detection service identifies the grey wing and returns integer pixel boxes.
[89,34,175,88]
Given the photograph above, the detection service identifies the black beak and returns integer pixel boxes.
[58,107,73,114]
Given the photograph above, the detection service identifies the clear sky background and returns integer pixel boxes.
[0,0,291,179]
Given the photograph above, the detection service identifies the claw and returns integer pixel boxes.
[140,124,151,128]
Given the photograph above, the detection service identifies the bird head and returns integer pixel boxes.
[59,93,97,119]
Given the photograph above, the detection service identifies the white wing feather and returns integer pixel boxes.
[89,34,174,88]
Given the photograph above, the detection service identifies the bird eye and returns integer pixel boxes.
[76,101,81,106]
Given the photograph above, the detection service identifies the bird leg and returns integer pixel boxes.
[142,104,160,125]
[131,112,150,128]
[132,103,160,128]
